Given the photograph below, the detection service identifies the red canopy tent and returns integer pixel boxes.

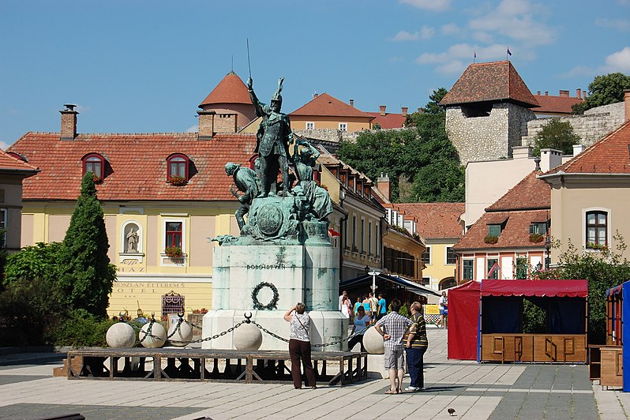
[447,281,480,360]
[448,279,588,362]
[481,279,588,297]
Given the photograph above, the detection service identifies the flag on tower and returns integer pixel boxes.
[507,48,512,56]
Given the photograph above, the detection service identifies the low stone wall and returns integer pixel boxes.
[521,102,624,147]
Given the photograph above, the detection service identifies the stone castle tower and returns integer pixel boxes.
[197,71,256,138]
[440,61,539,165]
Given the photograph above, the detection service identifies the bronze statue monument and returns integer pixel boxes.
[247,77,292,198]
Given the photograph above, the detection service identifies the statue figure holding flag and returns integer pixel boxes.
[247,77,293,197]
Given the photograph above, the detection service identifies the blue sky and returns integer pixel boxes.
[1,0,629,148]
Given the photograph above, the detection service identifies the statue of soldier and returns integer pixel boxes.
[225,162,259,231]
[293,138,333,221]
[247,77,292,197]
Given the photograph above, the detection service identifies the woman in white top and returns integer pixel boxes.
[284,303,317,389]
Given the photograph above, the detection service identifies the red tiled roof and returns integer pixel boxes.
[454,170,551,250]
[367,112,406,129]
[395,202,464,239]
[531,94,583,114]
[290,93,375,119]
[8,132,257,201]
[0,149,38,173]
[486,171,550,211]
[542,120,630,176]
[453,209,550,250]
[199,72,252,106]
[440,61,539,108]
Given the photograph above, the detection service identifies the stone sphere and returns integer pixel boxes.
[233,323,263,351]
[106,322,136,348]
[363,326,384,354]
[139,322,167,348]
[167,319,193,347]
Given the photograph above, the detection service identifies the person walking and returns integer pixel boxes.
[374,299,412,394]
[368,292,378,317]
[339,290,348,311]
[284,303,317,389]
[377,294,387,320]
[341,295,352,320]
[404,301,428,392]
[437,291,448,328]
[348,306,371,352]
[362,296,372,316]
[353,296,363,317]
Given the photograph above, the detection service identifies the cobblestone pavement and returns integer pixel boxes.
[0,328,626,419]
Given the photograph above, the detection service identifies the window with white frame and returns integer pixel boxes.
[306,122,315,129]
[422,246,431,265]
[586,210,608,248]
[339,122,348,131]
[446,247,456,264]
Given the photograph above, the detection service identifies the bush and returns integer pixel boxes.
[51,309,115,347]
[533,233,630,344]
[522,299,546,333]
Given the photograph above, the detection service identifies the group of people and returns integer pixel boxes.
[339,290,387,321]
[284,292,429,393]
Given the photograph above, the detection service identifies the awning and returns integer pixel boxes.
[340,273,440,296]
[480,279,588,298]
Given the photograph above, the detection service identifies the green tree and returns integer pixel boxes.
[58,173,116,317]
[572,73,630,114]
[3,242,63,287]
[534,234,630,344]
[532,119,580,156]
[421,87,448,114]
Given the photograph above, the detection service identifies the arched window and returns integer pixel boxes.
[82,153,105,180]
[167,154,190,182]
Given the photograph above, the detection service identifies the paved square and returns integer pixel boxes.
[0,329,625,419]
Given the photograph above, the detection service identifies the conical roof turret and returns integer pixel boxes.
[199,72,252,107]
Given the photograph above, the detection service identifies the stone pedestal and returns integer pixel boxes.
[203,242,347,351]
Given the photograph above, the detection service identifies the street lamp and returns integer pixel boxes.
[544,235,552,268]
[368,270,381,296]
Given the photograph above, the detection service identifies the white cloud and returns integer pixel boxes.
[595,18,630,32]
[441,23,461,36]
[472,31,494,43]
[561,46,630,78]
[186,125,198,133]
[469,0,554,46]
[392,25,435,41]
[417,43,512,73]
[400,0,451,12]
[603,46,630,72]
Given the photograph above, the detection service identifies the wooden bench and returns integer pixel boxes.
[66,348,368,385]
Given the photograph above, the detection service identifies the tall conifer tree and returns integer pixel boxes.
[59,173,116,317]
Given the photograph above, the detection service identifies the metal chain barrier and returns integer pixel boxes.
[127,313,366,348]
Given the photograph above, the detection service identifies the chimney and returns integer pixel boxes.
[624,89,630,122]
[573,144,585,156]
[197,110,215,139]
[60,104,78,140]
[559,90,569,97]
[540,149,563,172]
[401,106,408,116]
[537,91,541,95]
[313,92,319,99]
[379,105,386,116]
[349,99,354,107]
[576,88,582,98]
[512,146,532,160]
[376,173,390,201]
[545,91,548,96]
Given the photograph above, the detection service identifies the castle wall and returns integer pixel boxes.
[521,102,624,148]
[445,104,511,164]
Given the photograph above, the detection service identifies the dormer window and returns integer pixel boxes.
[487,224,502,237]
[167,154,190,185]
[82,153,105,181]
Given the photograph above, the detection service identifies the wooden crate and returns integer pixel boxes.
[600,346,623,387]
